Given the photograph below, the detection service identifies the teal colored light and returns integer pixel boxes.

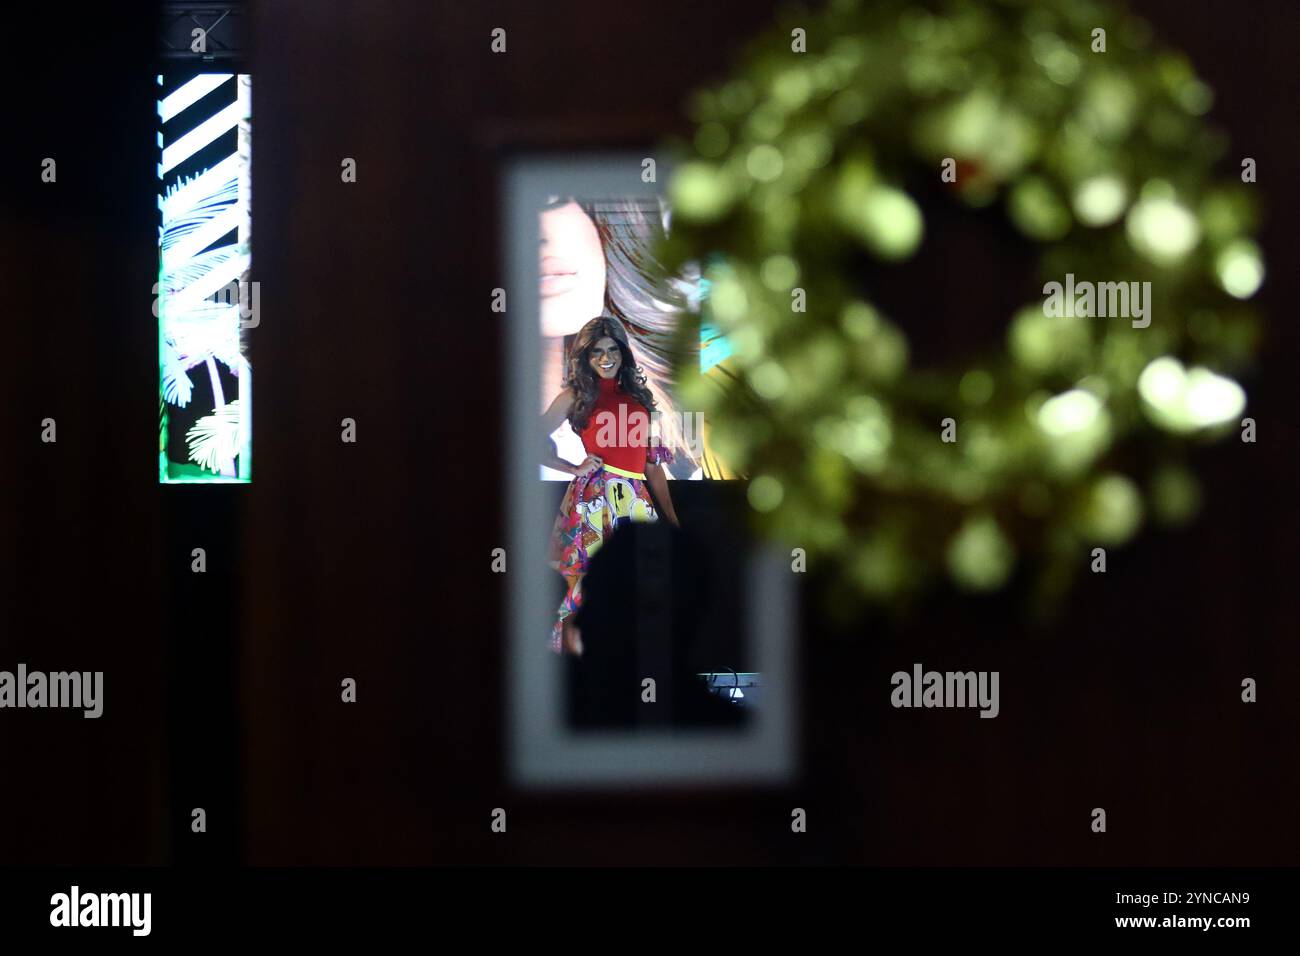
[700,322,733,371]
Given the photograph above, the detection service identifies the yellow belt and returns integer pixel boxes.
[600,463,645,480]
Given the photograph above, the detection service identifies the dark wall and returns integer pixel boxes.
[2,0,1297,867]
[238,0,1300,865]
[1,8,166,863]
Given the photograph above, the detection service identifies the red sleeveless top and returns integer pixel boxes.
[578,376,650,475]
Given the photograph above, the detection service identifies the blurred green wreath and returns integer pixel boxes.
[662,0,1263,610]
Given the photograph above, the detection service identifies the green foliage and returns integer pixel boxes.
[665,0,1262,609]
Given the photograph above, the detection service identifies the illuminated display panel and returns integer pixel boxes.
[506,155,797,788]
[157,72,252,483]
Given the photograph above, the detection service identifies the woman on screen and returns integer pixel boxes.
[540,197,708,477]
[541,316,680,655]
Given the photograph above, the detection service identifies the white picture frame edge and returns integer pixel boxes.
[504,152,799,789]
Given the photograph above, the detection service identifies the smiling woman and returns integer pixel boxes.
[541,316,678,654]
[538,196,708,478]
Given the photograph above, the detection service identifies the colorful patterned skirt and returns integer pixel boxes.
[548,464,659,652]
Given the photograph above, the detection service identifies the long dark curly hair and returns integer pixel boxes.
[577,198,696,466]
[565,316,657,433]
